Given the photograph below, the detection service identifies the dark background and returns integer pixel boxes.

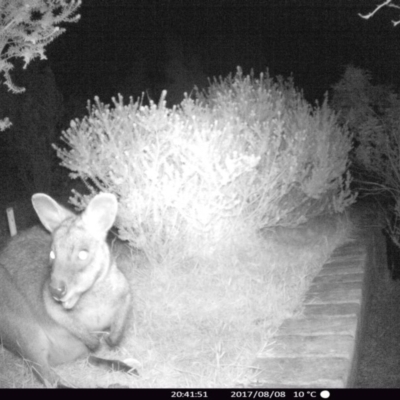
[2,0,400,200]
[43,0,400,106]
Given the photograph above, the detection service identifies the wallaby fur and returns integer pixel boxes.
[0,193,132,387]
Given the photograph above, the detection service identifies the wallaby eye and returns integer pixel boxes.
[49,250,55,260]
[78,250,89,261]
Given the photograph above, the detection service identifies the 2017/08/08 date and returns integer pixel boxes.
[231,391,319,398]
[171,391,320,399]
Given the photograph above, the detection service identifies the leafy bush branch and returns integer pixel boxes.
[0,0,80,131]
[331,65,400,245]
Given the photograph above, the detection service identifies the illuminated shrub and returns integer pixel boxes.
[56,68,355,262]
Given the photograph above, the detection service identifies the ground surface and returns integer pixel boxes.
[352,201,400,388]
[1,189,400,387]
[355,279,400,387]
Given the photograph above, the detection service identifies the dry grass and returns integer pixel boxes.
[0,203,353,388]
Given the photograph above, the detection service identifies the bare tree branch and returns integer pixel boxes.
[359,0,400,26]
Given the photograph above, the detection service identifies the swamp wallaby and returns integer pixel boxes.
[0,193,134,387]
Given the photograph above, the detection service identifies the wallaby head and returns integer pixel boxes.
[31,193,118,310]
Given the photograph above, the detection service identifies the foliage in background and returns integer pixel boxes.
[114,31,208,110]
[331,66,392,177]
[163,32,208,107]
[0,0,80,131]
[331,65,400,247]
[330,65,400,195]
[0,0,80,93]
[56,68,355,264]
[0,60,64,194]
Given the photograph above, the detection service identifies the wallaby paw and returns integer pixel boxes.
[104,331,123,348]
[86,336,101,352]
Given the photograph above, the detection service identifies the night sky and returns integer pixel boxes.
[43,0,400,107]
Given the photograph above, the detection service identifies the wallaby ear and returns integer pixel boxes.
[81,193,118,235]
[32,194,75,233]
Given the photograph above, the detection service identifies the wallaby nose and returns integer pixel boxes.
[49,280,67,301]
